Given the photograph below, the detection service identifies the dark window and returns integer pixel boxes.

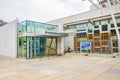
[117,23,120,27]
[111,30,116,36]
[111,24,114,28]
[95,25,99,28]
[94,30,100,36]
[102,25,108,31]
[19,40,21,46]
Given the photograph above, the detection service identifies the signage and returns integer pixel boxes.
[80,42,91,50]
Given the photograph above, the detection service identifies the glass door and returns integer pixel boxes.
[27,36,35,58]
[40,37,45,57]
[36,37,45,57]
[18,37,27,58]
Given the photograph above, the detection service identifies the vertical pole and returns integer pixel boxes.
[110,38,113,54]
[107,0,120,53]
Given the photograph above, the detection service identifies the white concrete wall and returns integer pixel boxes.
[64,29,75,52]
[0,19,18,57]
[57,23,64,54]
[64,35,74,52]
[57,37,64,54]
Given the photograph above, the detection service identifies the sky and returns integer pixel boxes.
[0,0,92,22]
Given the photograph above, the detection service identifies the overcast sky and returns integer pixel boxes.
[0,0,92,22]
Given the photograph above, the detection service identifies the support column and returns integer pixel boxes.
[58,23,64,55]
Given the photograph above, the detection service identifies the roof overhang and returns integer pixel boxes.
[18,32,68,37]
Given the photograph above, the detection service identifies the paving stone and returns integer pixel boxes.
[0,72,19,78]
[39,69,60,75]
[0,55,120,80]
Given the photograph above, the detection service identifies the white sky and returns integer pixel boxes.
[0,0,92,22]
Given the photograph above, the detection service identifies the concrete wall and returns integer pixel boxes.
[57,23,64,54]
[64,35,74,52]
[64,29,75,52]
[0,19,18,57]
[47,4,120,25]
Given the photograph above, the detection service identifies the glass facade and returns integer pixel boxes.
[17,20,58,59]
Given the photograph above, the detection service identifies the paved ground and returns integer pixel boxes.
[0,54,120,80]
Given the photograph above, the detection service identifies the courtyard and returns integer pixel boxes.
[0,54,120,80]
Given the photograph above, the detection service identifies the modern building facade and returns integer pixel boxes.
[47,4,120,54]
[0,2,120,58]
[0,20,66,58]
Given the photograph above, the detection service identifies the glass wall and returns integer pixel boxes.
[17,20,58,59]
[26,36,46,58]
[46,38,57,56]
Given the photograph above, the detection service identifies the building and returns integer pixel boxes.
[0,2,120,58]
[0,20,66,58]
[47,4,120,54]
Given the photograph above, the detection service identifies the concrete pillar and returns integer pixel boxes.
[118,41,120,54]
[57,37,64,55]
[57,23,64,55]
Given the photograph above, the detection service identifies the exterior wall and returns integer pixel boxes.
[46,4,120,54]
[47,4,120,25]
[0,19,18,57]
[64,35,74,52]
[57,23,64,54]
[64,29,75,52]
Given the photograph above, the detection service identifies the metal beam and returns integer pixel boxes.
[88,0,100,9]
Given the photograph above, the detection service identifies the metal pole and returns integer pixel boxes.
[88,0,100,8]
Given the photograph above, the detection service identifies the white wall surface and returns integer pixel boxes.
[0,19,18,57]
[64,29,75,52]
[57,37,64,54]
[57,23,64,54]
[47,4,120,25]
[64,35,74,52]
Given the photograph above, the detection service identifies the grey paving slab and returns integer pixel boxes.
[0,55,120,80]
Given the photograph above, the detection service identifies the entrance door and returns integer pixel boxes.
[40,37,45,56]
[35,37,45,57]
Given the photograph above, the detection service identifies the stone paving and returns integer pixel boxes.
[0,54,120,80]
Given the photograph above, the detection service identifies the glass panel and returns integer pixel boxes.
[17,20,59,58]
[36,37,45,57]
[50,50,56,54]
[27,36,45,58]
[88,26,92,33]
[51,39,56,49]
[18,37,27,58]
[26,20,58,33]
[102,25,108,31]
[18,21,26,33]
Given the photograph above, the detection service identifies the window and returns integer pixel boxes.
[110,30,116,36]
[77,33,86,38]
[88,34,93,39]
[94,30,100,36]
[88,26,92,33]
[95,25,99,28]
[111,24,114,28]
[102,41,109,45]
[102,25,108,31]
[117,23,120,27]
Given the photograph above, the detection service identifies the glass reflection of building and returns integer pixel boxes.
[17,20,58,59]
